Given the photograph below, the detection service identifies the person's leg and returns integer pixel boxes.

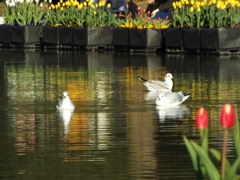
[152,11,171,20]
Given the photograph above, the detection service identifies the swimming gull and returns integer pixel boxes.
[56,91,75,110]
[138,73,173,92]
[155,91,191,106]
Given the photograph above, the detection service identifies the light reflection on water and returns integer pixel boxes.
[0,49,240,179]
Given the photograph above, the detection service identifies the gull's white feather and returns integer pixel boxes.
[138,73,173,92]
[56,91,75,110]
[156,91,190,106]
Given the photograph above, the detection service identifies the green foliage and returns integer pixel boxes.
[44,0,115,27]
[184,115,240,180]
[172,0,240,28]
[4,0,46,26]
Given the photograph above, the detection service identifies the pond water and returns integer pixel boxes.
[0,49,240,180]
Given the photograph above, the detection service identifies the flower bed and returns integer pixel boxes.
[1,0,240,53]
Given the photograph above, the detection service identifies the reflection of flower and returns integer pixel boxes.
[4,0,48,25]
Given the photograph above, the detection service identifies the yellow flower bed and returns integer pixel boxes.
[172,0,240,28]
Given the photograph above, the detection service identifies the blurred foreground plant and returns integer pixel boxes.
[183,104,240,180]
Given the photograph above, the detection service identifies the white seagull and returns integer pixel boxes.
[156,91,191,106]
[138,73,174,92]
[56,91,75,110]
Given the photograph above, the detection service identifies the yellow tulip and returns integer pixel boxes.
[60,0,63,3]
[190,6,194,11]
[179,4,182,8]
[75,1,79,5]
[83,1,87,6]
[196,1,200,7]
[147,25,154,29]
[77,4,82,9]
[129,23,135,28]
[107,3,111,8]
[99,1,103,6]
[232,0,237,6]
[61,7,64,10]
[120,25,125,28]
[94,11,97,14]
[197,7,200,11]
[172,2,176,8]
[160,25,169,29]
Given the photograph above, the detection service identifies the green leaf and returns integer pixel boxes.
[210,148,231,172]
[191,141,220,180]
[225,156,240,180]
[233,112,240,157]
[183,136,203,180]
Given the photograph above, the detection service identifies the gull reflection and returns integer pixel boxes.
[156,105,190,122]
[144,92,160,101]
[57,109,74,137]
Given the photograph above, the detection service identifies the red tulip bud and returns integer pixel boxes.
[126,5,129,8]
[196,107,209,129]
[143,9,146,13]
[138,11,141,15]
[166,16,169,19]
[147,11,151,15]
[220,104,235,129]
[138,7,140,11]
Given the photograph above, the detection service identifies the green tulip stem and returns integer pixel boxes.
[200,128,204,140]
[221,129,228,179]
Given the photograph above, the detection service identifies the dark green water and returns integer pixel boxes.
[0,49,240,180]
